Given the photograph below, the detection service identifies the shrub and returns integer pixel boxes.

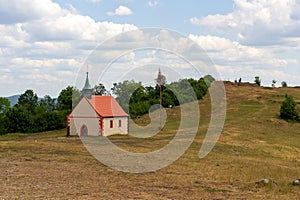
[281,81,288,87]
[280,94,299,121]
[254,76,261,86]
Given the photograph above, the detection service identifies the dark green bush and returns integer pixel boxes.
[280,94,299,122]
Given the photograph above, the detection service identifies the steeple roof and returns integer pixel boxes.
[83,72,92,90]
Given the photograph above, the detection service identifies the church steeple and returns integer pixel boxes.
[83,71,92,90]
[82,67,93,99]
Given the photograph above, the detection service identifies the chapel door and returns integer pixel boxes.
[80,125,88,136]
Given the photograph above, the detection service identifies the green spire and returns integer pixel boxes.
[83,71,92,90]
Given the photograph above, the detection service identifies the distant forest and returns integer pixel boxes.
[0,75,214,134]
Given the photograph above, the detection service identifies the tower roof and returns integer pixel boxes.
[83,72,92,90]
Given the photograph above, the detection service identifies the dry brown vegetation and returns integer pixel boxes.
[1,82,300,199]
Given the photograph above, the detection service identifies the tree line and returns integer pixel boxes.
[234,76,288,88]
[0,75,215,134]
[0,86,87,134]
[111,75,215,119]
[0,88,75,134]
[0,73,298,135]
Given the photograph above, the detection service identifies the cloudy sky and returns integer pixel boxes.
[0,0,299,97]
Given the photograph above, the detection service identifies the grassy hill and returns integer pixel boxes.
[0,82,299,199]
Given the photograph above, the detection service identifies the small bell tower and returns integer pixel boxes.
[82,66,93,99]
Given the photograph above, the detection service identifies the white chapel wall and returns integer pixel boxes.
[69,98,100,136]
[103,117,128,136]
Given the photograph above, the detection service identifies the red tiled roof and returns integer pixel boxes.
[88,96,128,117]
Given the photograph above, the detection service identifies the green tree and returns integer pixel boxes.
[187,78,209,100]
[0,97,10,134]
[281,81,288,87]
[254,76,261,86]
[130,86,148,103]
[272,80,277,88]
[111,80,143,113]
[0,116,5,134]
[58,86,81,110]
[4,90,40,133]
[43,95,55,111]
[94,83,107,96]
[4,105,33,133]
[238,78,242,84]
[0,97,10,114]
[162,87,179,106]
[44,110,69,130]
[129,101,151,119]
[145,86,159,100]
[112,76,214,119]
[203,75,215,87]
[168,79,197,104]
[18,89,38,113]
[2,88,78,134]
[280,94,299,121]
[32,105,48,132]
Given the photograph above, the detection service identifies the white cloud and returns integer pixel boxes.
[188,34,292,68]
[188,0,300,86]
[22,14,135,42]
[0,0,64,24]
[107,5,133,16]
[190,0,300,46]
[148,0,159,7]
[188,34,234,51]
[1,0,299,96]
[67,4,78,14]
[187,33,300,87]
[0,0,139,96]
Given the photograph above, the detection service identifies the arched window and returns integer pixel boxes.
[80,124,88,136]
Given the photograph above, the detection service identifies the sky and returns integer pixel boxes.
[0,0,299,97]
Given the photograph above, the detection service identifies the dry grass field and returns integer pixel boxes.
[1,82,300,199]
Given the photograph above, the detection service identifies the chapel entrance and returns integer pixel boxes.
[80,125,88,136]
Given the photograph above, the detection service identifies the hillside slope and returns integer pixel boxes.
[0,82,299,199]
[218,82,300,159]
